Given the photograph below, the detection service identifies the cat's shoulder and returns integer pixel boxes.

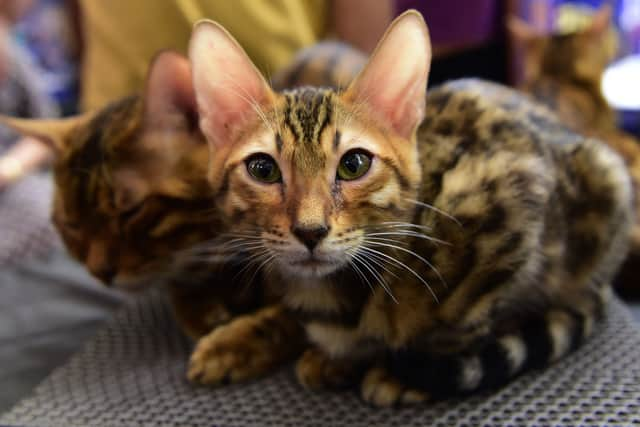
[422,79,588,151]
[426,78,556,124]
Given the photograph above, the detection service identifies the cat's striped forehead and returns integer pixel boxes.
[281,87,337,146]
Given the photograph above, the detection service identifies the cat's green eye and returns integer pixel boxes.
[246,154,282,183]
[337,150,372,181]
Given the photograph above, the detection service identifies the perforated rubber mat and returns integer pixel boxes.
[2,292,639,427]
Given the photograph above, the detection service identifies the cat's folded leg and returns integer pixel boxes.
[360,364,429,407]
[168,283,233,340]
[187,304,305,385]
[295,347,366,390]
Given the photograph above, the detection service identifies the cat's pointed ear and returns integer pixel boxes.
[506,15,540,45]
[0,115,89,153]
[585,4,612,37]
[143,50,197,131]
[189,20,274,148]
[343,10,431,140]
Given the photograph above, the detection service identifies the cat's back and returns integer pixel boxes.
[421,78,584,153]
[417,79,633,284]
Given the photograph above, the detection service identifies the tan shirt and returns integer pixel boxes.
[80,0,328,111]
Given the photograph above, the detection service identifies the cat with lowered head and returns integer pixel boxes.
[0,51,306,383]
[186,10,633,406]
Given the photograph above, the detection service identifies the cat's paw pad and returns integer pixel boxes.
[295,348,359,390]
[187,315,274,385]
[361,366,428,407]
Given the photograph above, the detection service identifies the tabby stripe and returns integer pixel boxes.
[390,305,597,397]
[333,130,341,151]
[216,160,242,199]
[378,157,411,191]
[315,100,333,144]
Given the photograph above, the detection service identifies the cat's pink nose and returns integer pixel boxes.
[292,225,329,252]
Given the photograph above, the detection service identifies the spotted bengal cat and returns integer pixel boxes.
[185,10,633,406]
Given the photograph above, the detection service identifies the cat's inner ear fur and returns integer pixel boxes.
[143,51,197,132]
[506,15,542,45]
[0,115,90,154]
[342,10,431,140]
[585,4,612,37]
[189,20,274,148]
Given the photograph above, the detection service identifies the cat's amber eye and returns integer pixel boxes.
[246,153,282,184]
[337,149,372,181]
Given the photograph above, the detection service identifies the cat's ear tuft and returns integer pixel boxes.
[0,115,89,153]
[344,10,431,139]
[506,15,540,45]
[143,50,197,131]
[586,4,612,37]
[189,20,274,148]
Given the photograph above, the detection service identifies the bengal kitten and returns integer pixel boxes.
[508,6,640,268]
[0,51,306,382]
[187,11,633,406]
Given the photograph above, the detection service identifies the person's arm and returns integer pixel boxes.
[331,0,393,53]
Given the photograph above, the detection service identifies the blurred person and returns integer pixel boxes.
[393,0,547,85]
[78,0,392,110]
[0,0,59,188]
[394,0,516,85]
[0,0,392,188]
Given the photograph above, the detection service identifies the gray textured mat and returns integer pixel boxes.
[2,292,639,427]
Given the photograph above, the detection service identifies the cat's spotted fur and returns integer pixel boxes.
[189,11,632,406]
[509,6,640,275]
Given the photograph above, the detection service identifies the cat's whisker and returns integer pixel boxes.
[348,250,398,304]
[364,238,448,290]
[221,79,277,136]
[245,251,277,292]
[215,241,266,253]
[349,246,400,281]
[366,231,451,246]
[232,247,272,284]
[376,221,433,231]
[404,198,462,227]
[185,239,263,257]
[218,231,263,240]
[359,245,439,303]
[345,252,375,295]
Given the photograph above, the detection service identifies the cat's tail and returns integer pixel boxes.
[390,286,610,398]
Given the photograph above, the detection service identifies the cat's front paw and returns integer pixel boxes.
[187,306,300,385]
[361,366,429,407]
[295,347,361,390]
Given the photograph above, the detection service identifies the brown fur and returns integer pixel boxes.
[0,50,329,384]
[509,7,640,281]
[190,12,633,406]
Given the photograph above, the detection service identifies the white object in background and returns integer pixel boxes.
[602,55,640,110]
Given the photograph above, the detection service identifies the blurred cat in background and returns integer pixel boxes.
[509,5,640,294]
